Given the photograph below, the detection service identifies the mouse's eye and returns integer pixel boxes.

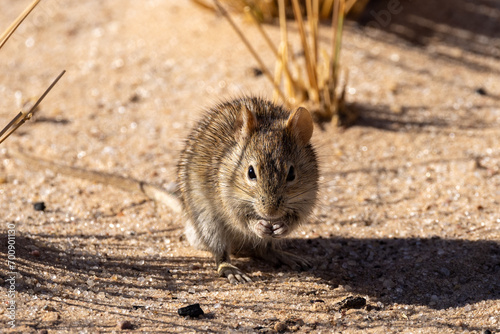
[286,165,295,182]
[248,166,257,180]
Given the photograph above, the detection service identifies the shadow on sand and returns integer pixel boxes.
[2,230,498,312]
[284,236,500,310]
[359,0,500,62]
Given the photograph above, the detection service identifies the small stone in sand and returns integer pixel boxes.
[475,87,487,96]
[336,296,367,311]
[274,321,287,332]
[178,303,204,317]
[118,320,134,330]
[34,202,46,211]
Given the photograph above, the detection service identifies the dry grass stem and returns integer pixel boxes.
[0,0,42,50]
[0,0,67,145]
[274,0,307,104]
[213,0,287,102]
[190,0,217,11]
[320,0,334,19]
[245,7,279,57]
[323,0,345,119]
[307,0,319,66]
[345,0,356,12]
[0,70,66,145]
[291,0,319,102]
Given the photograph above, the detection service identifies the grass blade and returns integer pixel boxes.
[213,0,287,103]
[291,0,319,102]
[245,6,279,57]
[0,0,42,50]
[0,70,66,145]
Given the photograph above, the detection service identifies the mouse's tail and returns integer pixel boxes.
[8,148,182,213]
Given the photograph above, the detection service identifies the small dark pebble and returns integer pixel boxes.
[42,305,57,312]
[38,330,48,334]
[483,330,492,334]
[178,303,204,317]
[274,318,304,332]
[251,67,263,77]
[118,320,134,330]
[34,202,46,211]
[129,93,140,103]
[310,299,325,303]
[475,87,487,96]
[132,305,143,310]
[336,296,367,311]
[274,321,287,332]
[31,250,41,257]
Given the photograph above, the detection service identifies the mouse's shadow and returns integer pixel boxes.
[269,236,500,310]
[3,231,498,311]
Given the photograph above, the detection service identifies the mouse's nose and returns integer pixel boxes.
[257,196,284,220]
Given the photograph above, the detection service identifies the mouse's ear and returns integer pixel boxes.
[286,107,313,145]
[235,104,257,137]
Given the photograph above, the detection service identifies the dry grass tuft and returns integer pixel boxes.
[193,0,369,22]
[0,0,65,145]
[204,0,363,126]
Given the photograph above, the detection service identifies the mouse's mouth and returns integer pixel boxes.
[256,213,285,222]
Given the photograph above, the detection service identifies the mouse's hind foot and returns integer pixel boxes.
[257,246,312,271]
[217,262,252,284]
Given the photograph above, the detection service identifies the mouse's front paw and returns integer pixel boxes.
[255,220,274,238]
[217,262,252,284]
[271,221,289,238]
[255,220,289,239]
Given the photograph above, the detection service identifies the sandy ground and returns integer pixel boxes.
[0,0,499,333]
